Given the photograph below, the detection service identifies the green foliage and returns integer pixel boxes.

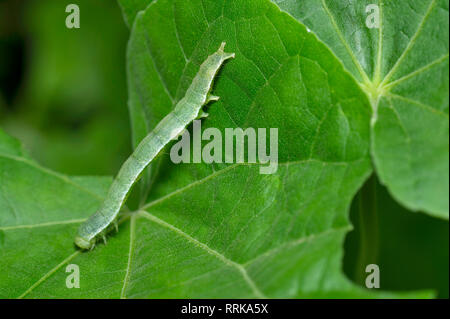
[1,0,131,175]
[275,0,449,218]
[0,0,447,298]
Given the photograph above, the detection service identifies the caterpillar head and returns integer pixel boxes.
[75,236,95,250]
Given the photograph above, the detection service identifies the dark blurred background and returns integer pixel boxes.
[344,176,449,298]
[0,0,131,175]
[0,0,447,298]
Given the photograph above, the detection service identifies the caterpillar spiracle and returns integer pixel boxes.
[75,42,235,250]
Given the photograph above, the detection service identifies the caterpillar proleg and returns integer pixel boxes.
[75,42,235,250]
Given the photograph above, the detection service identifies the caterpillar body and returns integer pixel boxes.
[75,42,235,250]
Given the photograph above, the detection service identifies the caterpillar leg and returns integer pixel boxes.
[114,220,119,232]
[206,94,220,103]
[197,109,209,119]
[102,235,107,245]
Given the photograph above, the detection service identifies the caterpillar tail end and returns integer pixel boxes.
[218,42,235,60]
[75,236,95,250]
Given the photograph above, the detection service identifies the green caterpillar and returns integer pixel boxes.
[75,42,235,250]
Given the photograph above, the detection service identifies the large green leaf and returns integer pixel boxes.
[273,0,449,218]
[114,0,424,298]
